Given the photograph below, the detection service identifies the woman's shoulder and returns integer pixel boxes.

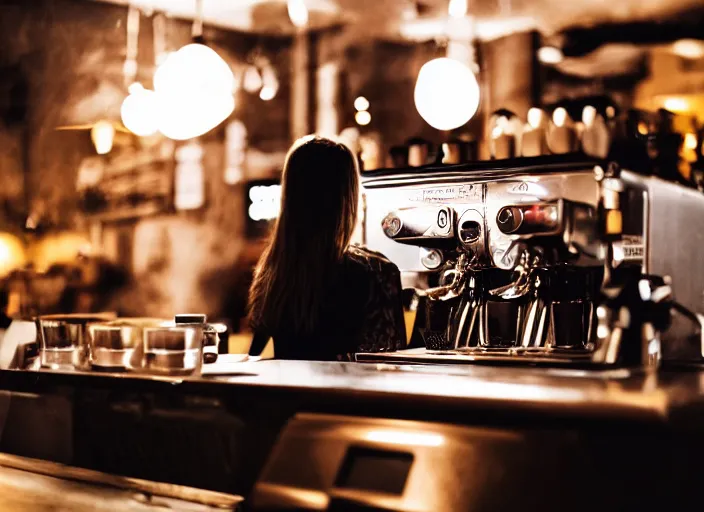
[345,245,400,275]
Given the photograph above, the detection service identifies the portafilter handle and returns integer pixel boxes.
[489,243,542,300]
[418,255,468,301]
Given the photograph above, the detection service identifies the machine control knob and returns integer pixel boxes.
[382,214,403,238]
[437,210,449,229]
[497,203,560,235]
[420,248,443,270]
[497,206,524,234]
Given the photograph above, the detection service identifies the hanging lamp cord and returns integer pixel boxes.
[124,5,140,87]
[192,0,205,43]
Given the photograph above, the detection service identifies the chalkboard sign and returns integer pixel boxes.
[77,144,174,222]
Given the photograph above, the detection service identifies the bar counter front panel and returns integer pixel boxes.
[2,361,704,510]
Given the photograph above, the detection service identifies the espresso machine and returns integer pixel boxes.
[356,132,704,369]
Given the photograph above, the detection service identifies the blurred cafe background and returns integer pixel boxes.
[0,0,703,351]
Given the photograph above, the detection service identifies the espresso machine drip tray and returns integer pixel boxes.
[356,347,612,369]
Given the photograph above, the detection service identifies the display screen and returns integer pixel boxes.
[335,447,413,495]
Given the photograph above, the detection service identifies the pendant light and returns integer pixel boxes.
[91,120,116,155]
[121,83,159,136]
[259,64,279,101]
[415,58,479,131]
[153,0,235,140]
[120,6,159,137]
[414,0,480,131]
[447,0,467,18]
[287,0,309,28]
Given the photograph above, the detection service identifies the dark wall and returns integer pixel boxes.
[0,0,293,324]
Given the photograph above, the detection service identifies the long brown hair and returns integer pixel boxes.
[248,136,359,335]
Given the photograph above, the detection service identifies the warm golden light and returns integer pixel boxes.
[414,58,480,131]
[128,82,143,95]
[260,65,279,96]
[552,107,568,127]
[672,39,704,60]
[685,133,698,150]
[366,430,444,447]
[355,110,372,126]
[0,233,25,278]
[121,85,159,136]
[605,106,616,119]
[354,96,370,112]
[448,0,468,19]
[91,121,115,155]
[259,85,277,101]
[527,107,543,129]
[243,66,263,93]
[582,105,597,127]
[663,97,689,113]
[29,233,90,272]
[153,43,235,140]
[637,122,649,135]
[158,93,235,141]
[287,0,309,28]
[496,115,510,133]
[537,46,563,64]
[154,44,234,96]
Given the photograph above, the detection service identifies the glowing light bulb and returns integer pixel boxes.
[157,93,234,140]
[0,233,25,278]
[354,96,370,112]
[287,0,309,28]
[672,39,704,60]
[355,110,372,126]
[243,66,263,93]
[448,0,467,18]
[259,85,277,101]
[121,86,159,136]
[259,65,278,101]
[582,105,597,127]
[414,58,480,131]
[605,106,616,119]
[128,82,144,94]
[663,97,689,113]
[685,133,698,150]
[91,121,115,155]
[537,46,563,64]
[154,44,234,96]
[153,43,236,140]
[527,107,543,129]
[552,107,568,127]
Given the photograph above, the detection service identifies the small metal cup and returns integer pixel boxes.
[88,325,138,371]
[142,326,204,376]
[36,313,117,371]
[89,318,172,372]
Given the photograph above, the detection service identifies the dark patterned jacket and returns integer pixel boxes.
[249,245,406,361]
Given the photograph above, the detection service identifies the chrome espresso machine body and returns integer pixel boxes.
[357,155,704,368]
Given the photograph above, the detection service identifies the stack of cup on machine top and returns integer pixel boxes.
[386,137,478,168]
[34,313,228,376]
